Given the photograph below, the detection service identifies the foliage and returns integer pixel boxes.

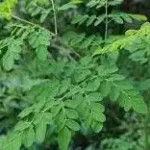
[94,22,150,64]
[0,0,150,150]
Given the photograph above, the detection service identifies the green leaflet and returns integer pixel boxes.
[58,127,71,150]
[2,52,14,71]
[94,15,105,26]
[87,0,106,8]
[34,99,46,113]
[71,0,83,4]
[2,133,21,150]
[66,119,80,131]
[40,9,51,23]
[132,98,148,114]
[92,111,106,122]
[58,2,77,11]
[74,70,91,83]
[55,110,66,132]
[18,106,33,118]
[34,112,52,125]
[100,81,111,97]
[85,78,101,92]
[109,86,120,101]
[108,74,125,81]
[91,102,105,113]
[64,99,81,109]
[35,121,47,143]
[35,45,48,61]
[22,126,35,148]
[58,79,71,95]
[87,92,103,102]
[86,15,96,26]
[97,63,118,76]
[130,14,147,21]
[138,79,150,91]
[15,121,31,132]
[109,0,123,6]
[91,122,103,133]
[72,14,89,25]
[64,94,82,109]
[51,105,62,117]
[66,108,78,119]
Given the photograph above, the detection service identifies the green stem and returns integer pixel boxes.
[101,0,108,63]
[59,75,98,101]
[50,0,58,35]
[144,91,150,150]
[144,116,149,150]
[11,15,36,26]
[11,15,56,37]
[104,0,108,42]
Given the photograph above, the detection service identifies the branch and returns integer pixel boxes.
[11,15,56,37]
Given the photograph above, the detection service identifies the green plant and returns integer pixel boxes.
[0,0,150,150]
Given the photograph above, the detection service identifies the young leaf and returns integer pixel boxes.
[130,14,147,21]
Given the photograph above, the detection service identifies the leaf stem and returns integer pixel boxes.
[11,15,36,26]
